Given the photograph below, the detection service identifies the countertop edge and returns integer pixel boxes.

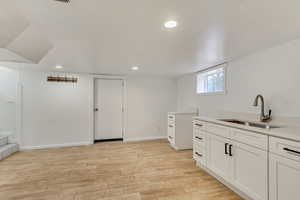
[193,116,300,143]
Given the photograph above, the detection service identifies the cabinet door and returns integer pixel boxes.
[270,153,300,200]
[167,124,175,144]
[230,141,268,200]
[207,133,231,180]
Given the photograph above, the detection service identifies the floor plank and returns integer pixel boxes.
[0,140,243,200]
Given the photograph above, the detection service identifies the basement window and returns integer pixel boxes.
[196,65,226,95]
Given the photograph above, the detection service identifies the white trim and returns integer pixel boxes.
[20,142,93,150]
[197,91,227,96]
[124,136,167,142]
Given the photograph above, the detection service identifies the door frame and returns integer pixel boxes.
[92,75,126,143]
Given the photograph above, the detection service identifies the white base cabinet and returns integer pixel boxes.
[230,141,268,200]
[194,119,268,200]
[269,136,300,200]
[269,153,300,200]
[167,112,195,150]
[207,133,231,180]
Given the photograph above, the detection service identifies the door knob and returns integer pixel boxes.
[94,108,99,112]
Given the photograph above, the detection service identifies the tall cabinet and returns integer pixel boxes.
[167,112,196,150]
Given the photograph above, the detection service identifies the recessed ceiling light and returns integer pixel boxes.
[164,21,177,29]
[131,66,139,71]
[56,65,63,69]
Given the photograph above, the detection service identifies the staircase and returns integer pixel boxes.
[0,135,19,161]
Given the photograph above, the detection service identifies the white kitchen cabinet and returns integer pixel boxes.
[230,141,268,200]
[269,138,300,200]
[194,119,269,200]
[207,133,231,180]
[167,112,196,150]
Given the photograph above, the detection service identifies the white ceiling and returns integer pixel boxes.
[1,0,300,76]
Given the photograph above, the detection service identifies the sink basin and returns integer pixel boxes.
[219,119,281,130]
[248,122,281,129]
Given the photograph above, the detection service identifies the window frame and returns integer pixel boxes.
[196,64,227,96]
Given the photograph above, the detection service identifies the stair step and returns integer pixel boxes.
[0,143,19,161]
[0,135,8,147]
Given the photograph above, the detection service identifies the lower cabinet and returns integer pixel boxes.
[230,141,268,200]
[269,153,300,200]
[194,120,300,200]
[205,132,268,200]
[207,133,231,180]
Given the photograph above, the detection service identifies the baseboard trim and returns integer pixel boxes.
[124,136,167,142]
[197,163,252,200]
[20,142,93,150]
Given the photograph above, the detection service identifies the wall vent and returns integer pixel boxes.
[54,0,70,3]
[47,76,78,83]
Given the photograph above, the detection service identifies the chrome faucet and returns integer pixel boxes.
[253,95,272,122]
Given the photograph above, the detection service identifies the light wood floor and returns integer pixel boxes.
[0,140,243,200]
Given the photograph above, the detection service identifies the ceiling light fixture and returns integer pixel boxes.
[131,66,139,71]
[164,21,177,29]
[56,65,63,69]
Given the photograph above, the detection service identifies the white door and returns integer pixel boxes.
[94,79,124,140]
[269,153,300,200]
[229,141,268,200]
[207,133,231,180]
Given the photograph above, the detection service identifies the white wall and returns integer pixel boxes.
[125,76,177,141]
[19,71,94,149]
[177,38,300,118]
[18,72,176,149]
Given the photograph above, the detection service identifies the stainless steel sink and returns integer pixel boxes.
[219,119,281,130]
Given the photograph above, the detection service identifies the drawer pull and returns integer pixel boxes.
[168,136,173,139]
[195,136,203,140]
[229,144,233,157]
[225,143,229,155]
[195,124,203,127]
[169,125,173,128]
[283,147,300,156]
[195,152,203,157]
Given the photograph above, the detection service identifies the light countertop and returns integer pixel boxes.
[168,112,197,115]
[194,114,300,143]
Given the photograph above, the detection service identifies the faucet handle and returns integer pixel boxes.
[268,109,272,117]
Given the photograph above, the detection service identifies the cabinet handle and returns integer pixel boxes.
[229,144,233,156]
[195,124,203,127]
[283,147,300,156]
[225,143,229,155]
[195,152,203,157]
[195,136,203,140]
[169,125,173,128]
[168,136,173,139]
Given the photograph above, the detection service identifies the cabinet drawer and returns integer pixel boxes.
[168,125,175,137]
[193,130,205,144]
[270,137,300,162]
[193,120,205,131]
[193,143,205,164]
[168,114,175,121]
[206,123,231,138]
[168,119,175,125]
[231,128,268,151]
[168,135,175,144]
